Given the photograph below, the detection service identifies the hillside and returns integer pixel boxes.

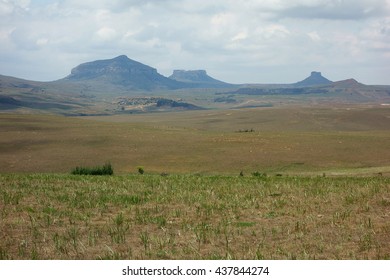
[169,70,234,88]
[1,58,390,115]
[294,71,333,87]
[115,97,203,113]
[332,78,365,88]
[62,55,184,90]
[0,74,97,114]
[214,71,390,106]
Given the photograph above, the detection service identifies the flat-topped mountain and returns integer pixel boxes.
[63,55,183,90]
[294,71,333,87]
[1,59,389,115]
[215,72,390,105]
[169,70,234,88]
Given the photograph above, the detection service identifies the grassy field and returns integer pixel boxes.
[1,106,389,259]
[1,173,389,260]
[1,106,389,175]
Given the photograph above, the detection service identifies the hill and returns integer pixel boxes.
[332,78,365,88]
[0,74,94,114]
[62,55,184,90]
[0,72,206,115]
[215,71,390,106]
[169,70,234,88]
[1,59,390,115]
[294,71,333,87]
[115,97,203,113]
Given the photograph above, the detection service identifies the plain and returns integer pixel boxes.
[1,105,389,175]
[1,104,389,260]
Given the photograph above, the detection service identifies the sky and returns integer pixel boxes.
[0,0,389,85]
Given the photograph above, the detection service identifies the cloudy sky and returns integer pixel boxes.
[1,0,389,84]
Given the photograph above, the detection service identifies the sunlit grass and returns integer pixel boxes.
[0,173,389,259]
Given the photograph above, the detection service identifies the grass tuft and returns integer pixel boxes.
[71,163,113,176]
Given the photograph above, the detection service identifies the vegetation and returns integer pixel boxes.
[137,166,145,175]
[0,173,389,260]
[0,110,389,175]
[0,106,389,260]
[252,171,267,177]
[71,163,113,176]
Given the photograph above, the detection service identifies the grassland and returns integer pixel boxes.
[1,106,389,175]
[1,105,389,259]
[1,173,389,260]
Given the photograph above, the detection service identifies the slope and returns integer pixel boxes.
[169,69,234,88]
[62,55,185,90]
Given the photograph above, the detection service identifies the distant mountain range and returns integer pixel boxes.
[1,55,389,115]
[62,55,233,90]
[0,55,374,91]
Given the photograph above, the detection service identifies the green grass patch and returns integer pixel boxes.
[71,163,113,176]
[235,221,256,227]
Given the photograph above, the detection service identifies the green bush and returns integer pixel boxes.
[137,166,144,175]
[71,163,113,176]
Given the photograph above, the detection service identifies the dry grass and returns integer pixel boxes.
[0,174,389,260]
[0,106,389,175]
[1,106,389,259]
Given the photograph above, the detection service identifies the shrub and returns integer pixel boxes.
[137,166,144,175]
[71,163,113,176]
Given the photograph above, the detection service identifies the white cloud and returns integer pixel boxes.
[0,0,30,15]
[0,1,13,15]
[95,27,117,41]
[307,31,321,42]
[273,0,389,20]
[0,0,389,84]
[231,31,248,42]
[36,37,49,47]
[262,24,291,39]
